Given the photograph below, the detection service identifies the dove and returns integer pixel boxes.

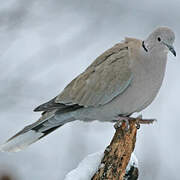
[0,27,176,152]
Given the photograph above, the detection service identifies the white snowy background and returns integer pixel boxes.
[0,0,180,179]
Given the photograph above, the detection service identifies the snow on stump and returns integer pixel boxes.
[92,120,139,180]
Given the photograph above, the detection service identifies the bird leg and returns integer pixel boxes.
[114,114,156,130]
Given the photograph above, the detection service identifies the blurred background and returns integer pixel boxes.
[0,0,179,179]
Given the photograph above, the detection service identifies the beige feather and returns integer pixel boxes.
[55,40,138,107]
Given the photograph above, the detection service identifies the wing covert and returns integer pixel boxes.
[55,43,133,107]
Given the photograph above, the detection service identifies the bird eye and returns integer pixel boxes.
[157,37,161,42]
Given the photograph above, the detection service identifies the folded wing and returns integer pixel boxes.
[35,42,133,112]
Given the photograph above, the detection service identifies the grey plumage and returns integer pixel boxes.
[0,27,176,152]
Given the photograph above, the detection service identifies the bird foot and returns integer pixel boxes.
[114,116,131,131]
[114,114,157,130]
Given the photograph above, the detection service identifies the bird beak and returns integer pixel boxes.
[163,42,176,56]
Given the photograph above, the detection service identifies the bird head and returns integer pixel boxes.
[144,27,176,56]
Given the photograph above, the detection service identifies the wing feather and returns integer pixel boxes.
[34,39,137,112]
[55,43,133,107]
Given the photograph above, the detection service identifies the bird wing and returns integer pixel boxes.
[34,41,133,111]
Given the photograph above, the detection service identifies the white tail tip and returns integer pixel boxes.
[0,130,43,152]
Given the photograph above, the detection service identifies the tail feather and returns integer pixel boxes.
[0,123,63,152]
[0,130,44,152]
[0,110,74,152]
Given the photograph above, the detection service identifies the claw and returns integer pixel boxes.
[135,114,142,129]
[135,122,140,129]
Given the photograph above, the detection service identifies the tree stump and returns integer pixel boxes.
[91,117,155,180]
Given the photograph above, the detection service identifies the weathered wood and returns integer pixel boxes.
[91,120,138,180]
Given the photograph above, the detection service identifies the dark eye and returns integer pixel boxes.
[157,37,161,42]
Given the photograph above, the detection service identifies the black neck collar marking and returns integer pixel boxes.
[142,41,148,52]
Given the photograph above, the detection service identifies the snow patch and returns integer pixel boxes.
[65,151,138,180]
[64,151,104,180]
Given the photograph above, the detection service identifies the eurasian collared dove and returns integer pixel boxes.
[0,27,176,152]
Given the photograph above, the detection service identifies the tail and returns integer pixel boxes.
[0,111,68,152]
[0,125,62,152]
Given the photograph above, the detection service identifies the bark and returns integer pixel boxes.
[91,120,139,180]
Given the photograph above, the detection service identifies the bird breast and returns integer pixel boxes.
[109,51,168,115]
